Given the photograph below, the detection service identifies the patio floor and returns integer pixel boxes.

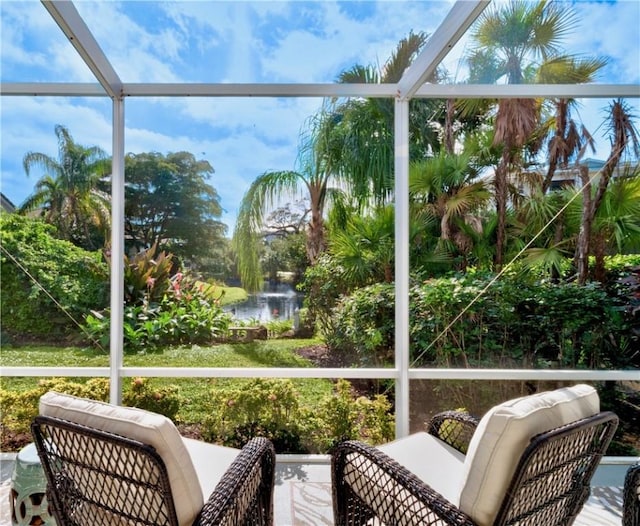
[0,455,626,525]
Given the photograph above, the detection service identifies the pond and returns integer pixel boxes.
[224,283,304,323]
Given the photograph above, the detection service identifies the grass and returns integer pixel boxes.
[0,338,334,425]
[198,282,248,305]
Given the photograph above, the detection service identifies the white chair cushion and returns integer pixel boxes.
[458,384,600,526]
[182,437,240,497]
[342,432,466,525]
[379,431,465,505]
[39,391,204,526]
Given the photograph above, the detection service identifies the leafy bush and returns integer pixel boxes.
[122,377,182,420]
[202,378,304,451]
[84,270,232,353]
[201,378,394,453]
[330,271,634,369]
[0,378,110,437]
[306,379,395,451]
[298,254,348,337]
[326,282,395,366]
[0,376,181,443]
[0,215,108,338]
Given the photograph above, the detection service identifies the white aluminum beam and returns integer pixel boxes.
[41,1,122,98]
[414,83,640,99]
[397,0,490,100]
[408,369,640,381]
[394,98,411,438]
[0,82,106,96]
[3,365,636,382]
[4,82,636,99]
[122,83,396,98]
[109,97,125,405]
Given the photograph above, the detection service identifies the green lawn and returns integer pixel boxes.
[0,338,334,425]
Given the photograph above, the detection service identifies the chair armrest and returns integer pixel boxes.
[332,440,476,526]
[624,463,640,526]
[427,411,479,454]
[193,437,276,526]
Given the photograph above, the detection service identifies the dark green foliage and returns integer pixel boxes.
[0,214,108,337]
[330,270,635,370]
[124,151,227,266]
[326,282,395,367]
[298,254,349,337]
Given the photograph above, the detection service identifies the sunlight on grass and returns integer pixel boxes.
[0,338,333,425]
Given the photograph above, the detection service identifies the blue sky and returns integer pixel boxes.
[1,0,639,235]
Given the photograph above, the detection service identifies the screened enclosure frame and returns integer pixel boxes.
[1,0,639,439]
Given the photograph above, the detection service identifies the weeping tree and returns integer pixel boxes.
[333,30,444,198]
[233,110,338,292]
[233,32,442,292]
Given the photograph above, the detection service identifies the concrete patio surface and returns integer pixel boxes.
[0,453,628,525]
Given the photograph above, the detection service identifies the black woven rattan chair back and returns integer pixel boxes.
[32,415,179,526]
[493,411,618,526]
[193,436,276,526]
[623,463,640,526]
[332,411,618,526]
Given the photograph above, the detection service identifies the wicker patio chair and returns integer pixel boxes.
[624,462,640,526]
[31,392,276,526]
[332,384,618,526]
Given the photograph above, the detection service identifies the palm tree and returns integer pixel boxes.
[537,55,607,192]
[233,33,442,291]
[468,0,579,267]
[329,205,395,286]
[576,99,640,283]
[19,125,111,249]
[330,31,444,204]
[409,151,490,268]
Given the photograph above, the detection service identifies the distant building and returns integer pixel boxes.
[546,158,638,191]
[1,193,16,213]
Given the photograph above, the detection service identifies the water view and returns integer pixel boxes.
[224,283,303,322]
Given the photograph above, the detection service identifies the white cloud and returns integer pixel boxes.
[2,0,639,234]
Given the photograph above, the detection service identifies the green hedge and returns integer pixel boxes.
[329,268,637,370]
[1,215,108,338]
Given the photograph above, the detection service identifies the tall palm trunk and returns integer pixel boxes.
[306,185,326,263]
[494,156,509,268]
[576,99,639,283]
[444,99,456,154]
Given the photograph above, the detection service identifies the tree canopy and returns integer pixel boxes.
[124,151,227,265]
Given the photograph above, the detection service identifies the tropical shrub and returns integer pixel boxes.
[123,377,182,420]
[121,244,174,305]
[0,214,108,338]
[0,378,110,438]
[0,376,181,444]
[298,254,348,337]
[201,378,394,453]
[306,379,395,451]
[84,276,232,353]
[326,282,395,366]
[329,271,633,370]
[202,378,304,451]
